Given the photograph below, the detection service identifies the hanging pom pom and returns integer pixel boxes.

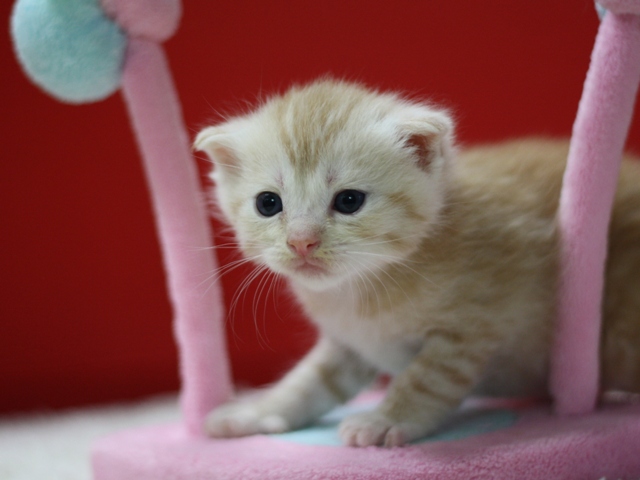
[596,0,640,15]
[10,0,126,104]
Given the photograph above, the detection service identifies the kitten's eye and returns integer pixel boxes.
[333,190,366,214]
[256,192,283,217]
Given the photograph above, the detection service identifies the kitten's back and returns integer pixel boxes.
[451,138,640,394]
[603,152,640,392]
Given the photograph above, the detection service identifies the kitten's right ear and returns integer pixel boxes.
[193,126,241,175]
[398,107,455,173]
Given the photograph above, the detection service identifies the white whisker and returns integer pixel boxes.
[226,264,270,348]
[252,266,276,351]
[348,257,394,316]
[195,254,263,295]
[346,251,441,290]
[262,270,282,343]
[351,232,422,248]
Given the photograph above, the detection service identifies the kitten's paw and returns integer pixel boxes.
[339,411,393,447]
[338,411,425,448]
[204,402,289,438]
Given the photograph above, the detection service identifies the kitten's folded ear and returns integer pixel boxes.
[193,126,241,175]
[398,108,455,172]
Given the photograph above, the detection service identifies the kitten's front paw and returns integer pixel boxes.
[205,402,289,438]
[338,411,425,448]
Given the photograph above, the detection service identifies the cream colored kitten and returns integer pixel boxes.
[194,80,640,447]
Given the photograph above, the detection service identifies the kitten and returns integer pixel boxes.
[194,79,640,447]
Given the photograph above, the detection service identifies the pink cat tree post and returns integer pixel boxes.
[11,0,232,437]
[103,1,233,436]
[552,3,640,415]
[118,24,233,435]
[109,1,234,435]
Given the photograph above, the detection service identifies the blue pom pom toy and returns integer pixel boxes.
[11,0,126,104]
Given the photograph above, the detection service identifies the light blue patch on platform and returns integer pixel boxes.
[271,401,518,446]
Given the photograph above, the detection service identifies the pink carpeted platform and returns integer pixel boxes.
[92,403,640,480]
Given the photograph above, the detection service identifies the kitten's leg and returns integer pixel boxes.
[206,336,376,437]
[339,328,497,447]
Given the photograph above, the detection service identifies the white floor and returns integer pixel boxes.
[0,394,180,480]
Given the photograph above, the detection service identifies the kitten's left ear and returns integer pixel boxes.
[398,108,454,172]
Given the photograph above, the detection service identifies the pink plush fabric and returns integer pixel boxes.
[552,11,640,415]
[100,0,181,42]
[92,404,640,480]
[599,0,640,15]
[120,37,232,436]
[108,3,232,436]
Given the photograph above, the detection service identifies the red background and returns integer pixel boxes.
[2,0,639,413]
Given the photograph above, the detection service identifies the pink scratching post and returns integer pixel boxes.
[552,2,640,416]
[10,1,640,479]
[101,0,234,436]
[11,0,232,437]
[115,14,233,435]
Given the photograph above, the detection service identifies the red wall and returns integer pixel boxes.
[2,0,639,413]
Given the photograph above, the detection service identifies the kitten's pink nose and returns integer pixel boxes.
[287,235,320,257]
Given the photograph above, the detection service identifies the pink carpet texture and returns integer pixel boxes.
[92,401,640,480]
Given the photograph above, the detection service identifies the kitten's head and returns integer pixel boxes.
[195,80,454,291]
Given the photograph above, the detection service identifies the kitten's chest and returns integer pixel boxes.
[296,288,421,374]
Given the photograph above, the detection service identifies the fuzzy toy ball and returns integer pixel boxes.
[11,0,232,436]
[11,0,125,103]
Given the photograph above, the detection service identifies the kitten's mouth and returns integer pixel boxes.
[291,258,328,276]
